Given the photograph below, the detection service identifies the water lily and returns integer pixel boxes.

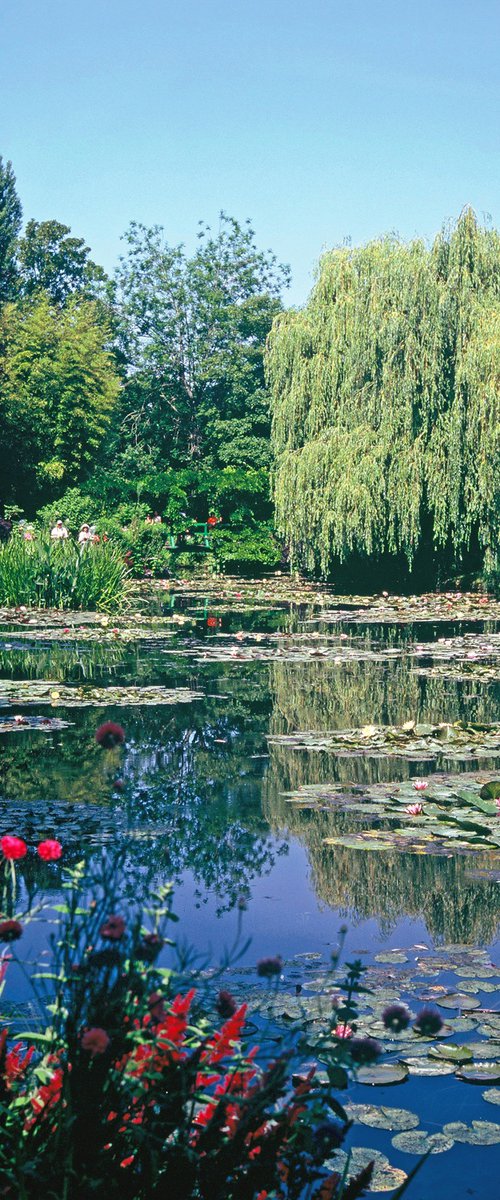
[405,802,423,816]
[412,780,429,791]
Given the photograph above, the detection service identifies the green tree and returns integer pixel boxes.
[0,295,120,507]
[0,157,22,303]
[267,209,500,581]
[114,213,289,472]
[19,219,107,305]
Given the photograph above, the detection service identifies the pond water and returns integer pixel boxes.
[1,584,500,1197]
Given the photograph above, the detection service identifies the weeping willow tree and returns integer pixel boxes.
[267,210,500,578]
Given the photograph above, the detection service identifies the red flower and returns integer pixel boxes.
[4,1041,34,1085]
[95,722,125,749]
[37,839,62,862]
[100,914,126,941]
[120,1156,135,1169]
[207,616,217,627]
[0,836,27,861]
[207,516,218,527]
[81,1027,110,1057]
[0,919,22,942]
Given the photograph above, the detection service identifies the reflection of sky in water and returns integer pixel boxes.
[0,609,499,952]
[1,603,500,1197]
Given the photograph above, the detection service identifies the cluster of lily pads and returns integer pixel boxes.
[0,680,203,712]
[279,772,500,856]
[215,938,500,1189]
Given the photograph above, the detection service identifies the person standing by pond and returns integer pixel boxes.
[78,523,92,546]
[50,519,69,540]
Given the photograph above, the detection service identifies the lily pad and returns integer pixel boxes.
[401,1057,455,1076]
[345,1103,419,1132]
[428,1043,473,1064]
[443,1120,500,1145]
[356,1062,408,1086]
[457,1063,500,1084]
[483,1089,500,1106]
[331,1148,407,1192]
[391,1130,454,1155]
[0,681,203,708]
[0,715,72,734]
[436,993,481,1010]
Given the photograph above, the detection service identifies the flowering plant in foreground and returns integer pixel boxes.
[0,855,421,1200]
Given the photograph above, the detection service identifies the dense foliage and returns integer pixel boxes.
[267,210,500,582]
[0,534,128,611]
[0,158,288,572]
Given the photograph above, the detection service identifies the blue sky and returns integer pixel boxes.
[1,0,499,304]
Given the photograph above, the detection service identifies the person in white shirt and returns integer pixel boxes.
[51,520,69,540]
[78,523,92,545]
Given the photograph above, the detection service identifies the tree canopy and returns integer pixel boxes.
[18,219,107,305]
[0,158,22,303]
[114,214,289,472]
[0,296,120,506]
[267,210,500,578]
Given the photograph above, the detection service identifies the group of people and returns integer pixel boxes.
[50,520,103,545]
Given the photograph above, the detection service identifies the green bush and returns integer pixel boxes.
[210,524,282,574]
[36,489,105,536]
[0,534,128,611]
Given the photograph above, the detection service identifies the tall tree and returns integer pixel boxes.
[19,219,107,305]
[0,157,22,303]
[114,214,289,472]
[267,210,500,578]
[0,295,120,507]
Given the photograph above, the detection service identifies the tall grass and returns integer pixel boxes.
[0,535,129,610]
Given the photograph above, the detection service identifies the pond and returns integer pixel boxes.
[1,581,500,1197]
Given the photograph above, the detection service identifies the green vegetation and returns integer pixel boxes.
[1,152,500,587]
[0,535,128,610]
[267,209,500,585]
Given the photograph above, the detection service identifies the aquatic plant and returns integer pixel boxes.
[0,534,128,611]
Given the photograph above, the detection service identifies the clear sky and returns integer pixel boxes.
[1,0,499,305]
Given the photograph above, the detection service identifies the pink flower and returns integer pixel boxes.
[0,836,27,861]
[334,1023,353,1039]
[495,798,500,813]
[406,803,423,816]
[100,915,126,941]
[95,722,125,749]
[81,1027,110,1057]
[412,780,429,791]
[37,839,62,862]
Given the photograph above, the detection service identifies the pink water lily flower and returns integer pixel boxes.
[406,802,424,816]
[412,780,428,791]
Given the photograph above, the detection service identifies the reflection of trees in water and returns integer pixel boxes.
[270,656,500,735]
[263,660,500,944]
[262,787,499,944]
[0,671,283,913]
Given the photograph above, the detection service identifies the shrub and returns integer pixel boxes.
[36,488,106,535]
[0,534,129,611]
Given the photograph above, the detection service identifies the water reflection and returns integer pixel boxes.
[0,616,499,946]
